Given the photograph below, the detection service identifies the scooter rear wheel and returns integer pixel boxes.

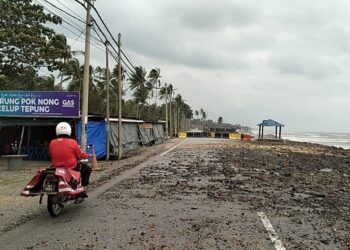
[47,195,64,217]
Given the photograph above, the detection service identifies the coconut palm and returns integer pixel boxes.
[218,117,223,124]
[36,74,56,90]
[199,108,207,129]
[47,34,84,88]
[128,66,148,118]
[59,58,82,90]
[93,66,106,94]
[148,68,161,120]
[174,94,183,134]
[110,63,126,116]
[182,103,193,130]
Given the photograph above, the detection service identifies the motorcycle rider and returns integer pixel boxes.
[49,122,92,197]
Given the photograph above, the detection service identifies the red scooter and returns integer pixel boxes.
[21,162,88,217]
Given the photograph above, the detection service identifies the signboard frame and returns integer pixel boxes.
[0,90,80,118]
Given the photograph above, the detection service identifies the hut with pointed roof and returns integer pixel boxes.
[257,119,284,140]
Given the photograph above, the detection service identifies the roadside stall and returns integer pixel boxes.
[0,91,80,169]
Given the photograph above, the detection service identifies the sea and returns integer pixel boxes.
[251,130,350,149]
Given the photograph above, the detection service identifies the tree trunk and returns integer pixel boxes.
[136,103,139,118]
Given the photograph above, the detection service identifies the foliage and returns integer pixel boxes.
[110,63,126,116]
[0,0,65,77]
[147,68,161,120]
[218,116,223,124]
[128,66,149,117]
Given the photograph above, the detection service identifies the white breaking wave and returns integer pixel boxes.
[252,129,350,149]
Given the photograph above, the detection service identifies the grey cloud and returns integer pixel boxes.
[124,26,250,70]
[270,54,340,79]
[62,0,350,132]
[159,0,260,31]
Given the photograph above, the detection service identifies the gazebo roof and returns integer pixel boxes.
[257,119,284,127]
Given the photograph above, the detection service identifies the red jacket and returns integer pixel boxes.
[49,138,90,169]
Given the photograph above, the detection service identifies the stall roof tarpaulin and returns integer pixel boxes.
[0,117,76,126]
[153,124,165,144]
[77,121,106,159]
[139,123,155,145]
[110,122,140,153]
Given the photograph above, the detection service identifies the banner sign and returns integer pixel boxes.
[0,91,80,117]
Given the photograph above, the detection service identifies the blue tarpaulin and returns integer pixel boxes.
[77,121,106,159]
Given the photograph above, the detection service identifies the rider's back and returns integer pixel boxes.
[49,138,85,169]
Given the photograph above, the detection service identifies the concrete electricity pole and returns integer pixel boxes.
[81,0,92,151]
[105,41,110,160]
[118,33,123,160]
[173,98,178,137]
[165,83,168,138]
[169,86,172,138]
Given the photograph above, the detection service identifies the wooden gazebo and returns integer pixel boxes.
[257,119,284,140]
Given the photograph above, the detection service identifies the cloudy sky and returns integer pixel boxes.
[52,0,350,132]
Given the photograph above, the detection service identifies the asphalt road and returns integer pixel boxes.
[0,138,343,249]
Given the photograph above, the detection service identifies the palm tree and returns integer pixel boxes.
[200,108,207,129]
[174,94,183,134]
[48,34,85,88]
[110,63,126,116]
[36,74,57,90]
[148,68,161,120]
[182,103,193,130]
[129,66,147,91]
[159,83,173,135]
[93,66,106,94]
[167,84,174,137]
[59,58,82,90]
[46,34,72,74]
[159,83,170,101]
[133,85,149,118]
[128,66,148,118]
[59,60,98,112]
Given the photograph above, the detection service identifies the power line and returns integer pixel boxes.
[56,0,85,22]
[41,0,85,24]
[69,28,85,47]
[91,19,137,76]
[88,4,157,87]
[121,45,136,70]
[34,0,105,51]
[72,0,86,9]
[39,0,129,72]
[72,0,154,86]
[34,0,84,33]
[40,0,155,87]
[87,2,140,72]
[36,0,103,46]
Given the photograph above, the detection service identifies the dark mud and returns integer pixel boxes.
[101,140,350,249]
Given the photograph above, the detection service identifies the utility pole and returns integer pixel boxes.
[169,89,172,138]
[118,33,122,160]
[105,40,110,160]
[174,101,177,136]
[81,0,92,151]
[165,83,168,138]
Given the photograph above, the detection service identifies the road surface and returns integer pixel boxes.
[0,138,347,249]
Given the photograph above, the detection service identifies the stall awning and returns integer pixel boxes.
[0,117,77,126]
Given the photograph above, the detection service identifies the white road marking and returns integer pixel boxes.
[161,138,188,156]
[258,212,286,250]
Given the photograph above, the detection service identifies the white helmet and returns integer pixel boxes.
[56,122,72,136]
